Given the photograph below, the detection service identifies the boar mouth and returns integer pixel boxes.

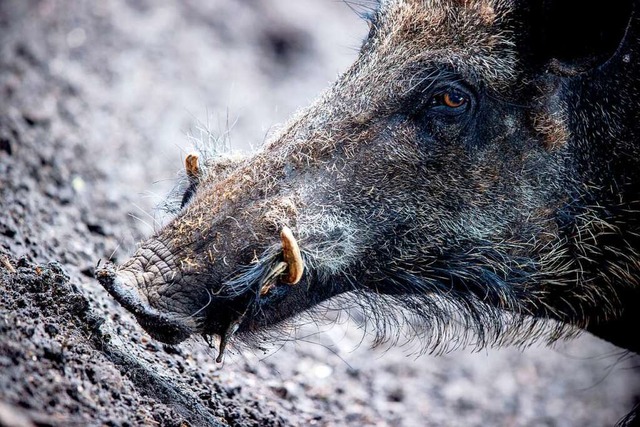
[212,226,306,362]
[96,227,306,361]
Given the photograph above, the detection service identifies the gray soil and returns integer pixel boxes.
[1,1,639,426]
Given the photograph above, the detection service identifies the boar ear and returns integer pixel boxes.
[530,0,633,74]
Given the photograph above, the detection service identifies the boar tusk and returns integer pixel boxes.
[280,226,304,285]
[216,320,239,363]
[216,307,249,363]
[258,228,304,295]
[259,284,272,296]
[185,153,200,179]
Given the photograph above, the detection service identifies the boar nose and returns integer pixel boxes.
[96,265,194,344]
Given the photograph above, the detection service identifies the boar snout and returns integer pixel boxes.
[97,266,194,344]
[97,239,211,344]
[97,226,308,355]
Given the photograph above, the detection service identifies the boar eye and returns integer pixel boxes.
[442,92,467,108]
[429,89,469,112]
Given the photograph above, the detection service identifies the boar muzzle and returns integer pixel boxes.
[96,226,306,360]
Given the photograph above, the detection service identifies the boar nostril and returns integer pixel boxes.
[96,266,193,344]
[280,226,304,285]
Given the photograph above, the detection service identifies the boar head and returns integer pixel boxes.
[98,0,640,359]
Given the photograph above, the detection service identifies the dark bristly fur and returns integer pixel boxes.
[97,1,640,423]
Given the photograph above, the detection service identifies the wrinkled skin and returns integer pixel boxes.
[98,0,640,361]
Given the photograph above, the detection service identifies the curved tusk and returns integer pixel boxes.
[280,226,304,285]
[185,153,200,179]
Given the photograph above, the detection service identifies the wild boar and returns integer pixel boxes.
[97,0,640,370]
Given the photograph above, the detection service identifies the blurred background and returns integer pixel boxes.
[1,0,639,425]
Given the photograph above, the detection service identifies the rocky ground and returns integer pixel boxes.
[1,0,639,426]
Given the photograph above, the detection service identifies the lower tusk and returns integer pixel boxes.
[216,320,239,363]
[216,307,248,363]
[259,261,287,295]
[280,226,304,285]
